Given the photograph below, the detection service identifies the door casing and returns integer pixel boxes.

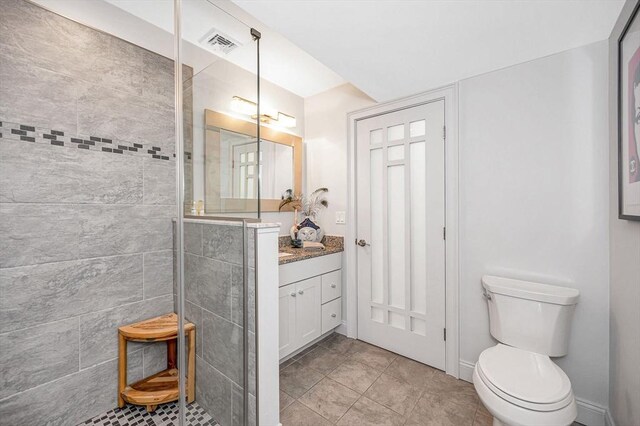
[346,84,460,378]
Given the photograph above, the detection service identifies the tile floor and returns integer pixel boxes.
[279,333,585,426]
[279,333,491,426]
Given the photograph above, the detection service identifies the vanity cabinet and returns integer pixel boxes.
[279,277,322,357]
[279,252,342,359]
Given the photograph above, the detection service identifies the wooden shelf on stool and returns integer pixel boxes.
[119,313,194,341]
[121,368,180,411]
[118,313,196,413]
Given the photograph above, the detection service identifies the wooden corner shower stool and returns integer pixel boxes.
[117,313,195,412]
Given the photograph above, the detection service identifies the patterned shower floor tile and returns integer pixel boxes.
[78,401,218,426]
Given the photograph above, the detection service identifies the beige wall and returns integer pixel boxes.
[304,83,375,236]
[459,41,611,417]
[609,2,640,425]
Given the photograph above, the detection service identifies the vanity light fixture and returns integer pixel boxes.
[230,96,297,128]
[276,112,296,128]
[231,96,257,116]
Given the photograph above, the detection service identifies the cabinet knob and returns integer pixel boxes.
[331,313,337,318]
[330,283,337,288]
[290,292,296,297]
[298,290,304,295]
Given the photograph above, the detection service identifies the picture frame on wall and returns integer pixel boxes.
[618,1,640,220]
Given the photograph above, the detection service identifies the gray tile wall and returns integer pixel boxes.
[183,221,257,426]
[0,1,191,424]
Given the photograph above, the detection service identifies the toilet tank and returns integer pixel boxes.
[482,275,579,357]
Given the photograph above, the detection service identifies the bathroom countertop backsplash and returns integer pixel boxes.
[278,235,344,264]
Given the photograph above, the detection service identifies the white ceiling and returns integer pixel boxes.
[31,0,345,98]
[234,0,624,102]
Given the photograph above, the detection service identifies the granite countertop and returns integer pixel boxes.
[278,235,344,265]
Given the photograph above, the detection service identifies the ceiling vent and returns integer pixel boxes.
[200,28,242,55]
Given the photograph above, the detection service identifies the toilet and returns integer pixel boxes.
[473,275,580,426]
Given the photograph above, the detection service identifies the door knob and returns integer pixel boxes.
[298,290,304,295]
[290,292,296,297]
[330,283,337,288]
[331,313,337,318]
[356,239,370,247]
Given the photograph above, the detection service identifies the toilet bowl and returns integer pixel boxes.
[473,275,580,426]
[473,344,577,426]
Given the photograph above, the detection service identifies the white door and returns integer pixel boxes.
[232,142,260,198]
[356,101,446,369]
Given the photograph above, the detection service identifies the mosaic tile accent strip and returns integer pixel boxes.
[0,120,186,162]
[78,402,218,426]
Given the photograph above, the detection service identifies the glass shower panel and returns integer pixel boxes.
[178,219,256,426]
[182,0,261,220]
[175,1,260,425]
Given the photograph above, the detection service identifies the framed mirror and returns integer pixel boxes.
[204,110,302,213]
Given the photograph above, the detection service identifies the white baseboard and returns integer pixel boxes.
[335,320,348,336]
[458,360,609,426]
[575,398,607,426]
[279,329,336,363]
[459,360,475,383]
[605,409,616,426]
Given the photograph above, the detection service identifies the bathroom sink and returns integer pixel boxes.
[278,252,293,258]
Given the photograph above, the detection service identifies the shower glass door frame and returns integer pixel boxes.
[173,1,262,424]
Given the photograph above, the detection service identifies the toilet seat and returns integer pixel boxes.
[476,344,573,412]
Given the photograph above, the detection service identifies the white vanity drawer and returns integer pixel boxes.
[279,252,342,286]
[321,297,342,334]
[321,270,342,304]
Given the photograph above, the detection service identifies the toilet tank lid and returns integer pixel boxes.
[482,275,579,305]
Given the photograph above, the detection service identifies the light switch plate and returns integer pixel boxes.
[335,211,346,224]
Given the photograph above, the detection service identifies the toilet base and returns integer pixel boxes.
[492,417,505,426]
[491,417,566,426]
[473,366,577,426]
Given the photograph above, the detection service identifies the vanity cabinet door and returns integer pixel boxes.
[279,283,297,359]
[295,276,322,348]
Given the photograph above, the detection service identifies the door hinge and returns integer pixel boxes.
[443,227,446,240]
[444,328,447,341]
[443,125,446,141]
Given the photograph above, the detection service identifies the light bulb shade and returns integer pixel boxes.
[231,96,257,116]
[277,112,297,128]
[230,96,296,128]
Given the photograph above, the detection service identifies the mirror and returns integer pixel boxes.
[219,130,294,200]
[204,110,302,213]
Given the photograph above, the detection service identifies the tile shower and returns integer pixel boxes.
[0,0,188,424]
[183,221,257,426]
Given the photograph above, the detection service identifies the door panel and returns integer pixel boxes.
[356,101,446,369]
[295,277,322,347]
[279,284,297,358]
